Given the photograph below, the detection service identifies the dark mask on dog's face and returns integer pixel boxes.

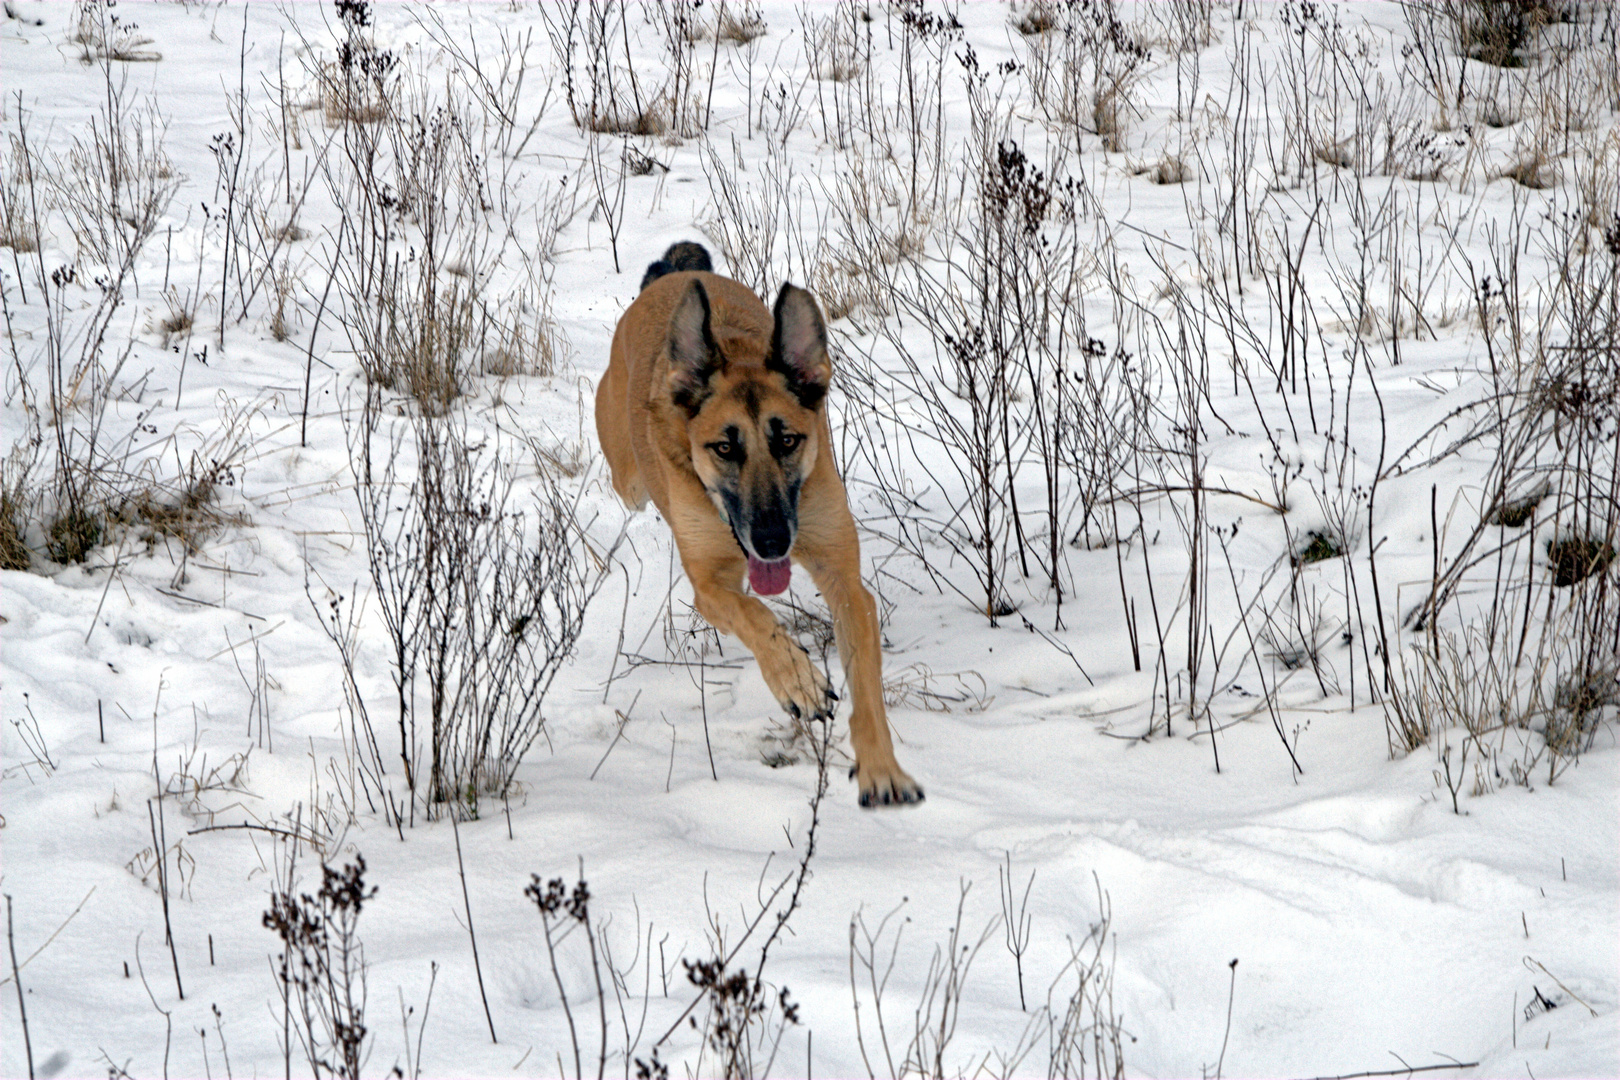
[667,282,831,594]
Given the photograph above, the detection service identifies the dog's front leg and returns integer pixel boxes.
[795,511,924,807]
[686,560,836,725]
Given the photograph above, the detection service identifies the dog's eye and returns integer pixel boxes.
[772,433,803,455]
[710,440,743,463]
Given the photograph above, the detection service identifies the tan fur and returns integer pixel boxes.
[596,269,923,806]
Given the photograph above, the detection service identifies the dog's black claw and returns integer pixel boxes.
[788,703,801,720]
[859,789,872,808]
[880,788,892,805]
[828,689,840,702]
[849,765,858,779]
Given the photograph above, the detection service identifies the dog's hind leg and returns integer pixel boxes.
[594,341,649,510]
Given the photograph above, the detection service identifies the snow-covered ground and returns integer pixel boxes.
[3,2,1616,1077]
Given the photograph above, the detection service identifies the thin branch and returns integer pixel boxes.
[148,799,184,1000]
[1292,1063,1478,1080]
[450,814,498,1043]
[0,886,96,988]
[6,894,35,1080]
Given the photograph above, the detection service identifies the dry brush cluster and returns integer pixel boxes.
[741,0,1620,788]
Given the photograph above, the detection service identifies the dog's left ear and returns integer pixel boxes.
[769,284,831,410]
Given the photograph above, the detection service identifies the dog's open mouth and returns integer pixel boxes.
[747,555,792,595]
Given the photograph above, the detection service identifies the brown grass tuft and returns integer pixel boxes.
[46,506,102,565]
[128,462,248,553]
[717,4,767,44]
[1501,153,1554,189]
[0,490,29,571]
[587,100,668,137]
[1547,536,1615,588]
[1136,154,1188,184]
[1013,3,1059,36]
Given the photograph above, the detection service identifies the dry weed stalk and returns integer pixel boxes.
[263,849,375,1080]
[5,66,200,568]
[849,874,1127,1079]
[1383,175,1619,783]
[1022,0,1150,152]
[337,391,614,820]
[312,1,574,413]
[541,1,670,136]
[72,0,162,64]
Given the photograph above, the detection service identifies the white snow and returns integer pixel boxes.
[2,2,1615,1078]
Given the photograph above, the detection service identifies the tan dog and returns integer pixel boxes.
[595,243,923,807]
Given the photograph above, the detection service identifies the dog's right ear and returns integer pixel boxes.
[666,280,721,414]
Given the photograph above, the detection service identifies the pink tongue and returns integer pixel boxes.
[747,556,792,595]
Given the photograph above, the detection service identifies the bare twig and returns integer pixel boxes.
[450,814,498,1043]
[997,852,1034,1012]
[5,894,35,1080]
[1215,958,1237,1078]
[134,933,174,1080]
[589,691,642,781]
[147,799,184,1000]
[655,716,833,1050]
[1522,956,1598,1018]
[302,217,345,449]
[1292,1063,1479,1080]
[0,886,96,988]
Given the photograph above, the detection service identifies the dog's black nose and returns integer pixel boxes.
[749,508,793,560]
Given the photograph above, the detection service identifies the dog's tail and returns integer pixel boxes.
[639,241,714,292]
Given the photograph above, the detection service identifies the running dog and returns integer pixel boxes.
[595,242,923,807]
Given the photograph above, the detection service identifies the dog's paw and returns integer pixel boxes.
[762,634,837,723]
[851,760,925,808]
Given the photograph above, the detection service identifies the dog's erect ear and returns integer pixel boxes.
[666,280,721,414]
[769,284,831,410]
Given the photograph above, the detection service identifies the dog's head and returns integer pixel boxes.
[664,280,831,594]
